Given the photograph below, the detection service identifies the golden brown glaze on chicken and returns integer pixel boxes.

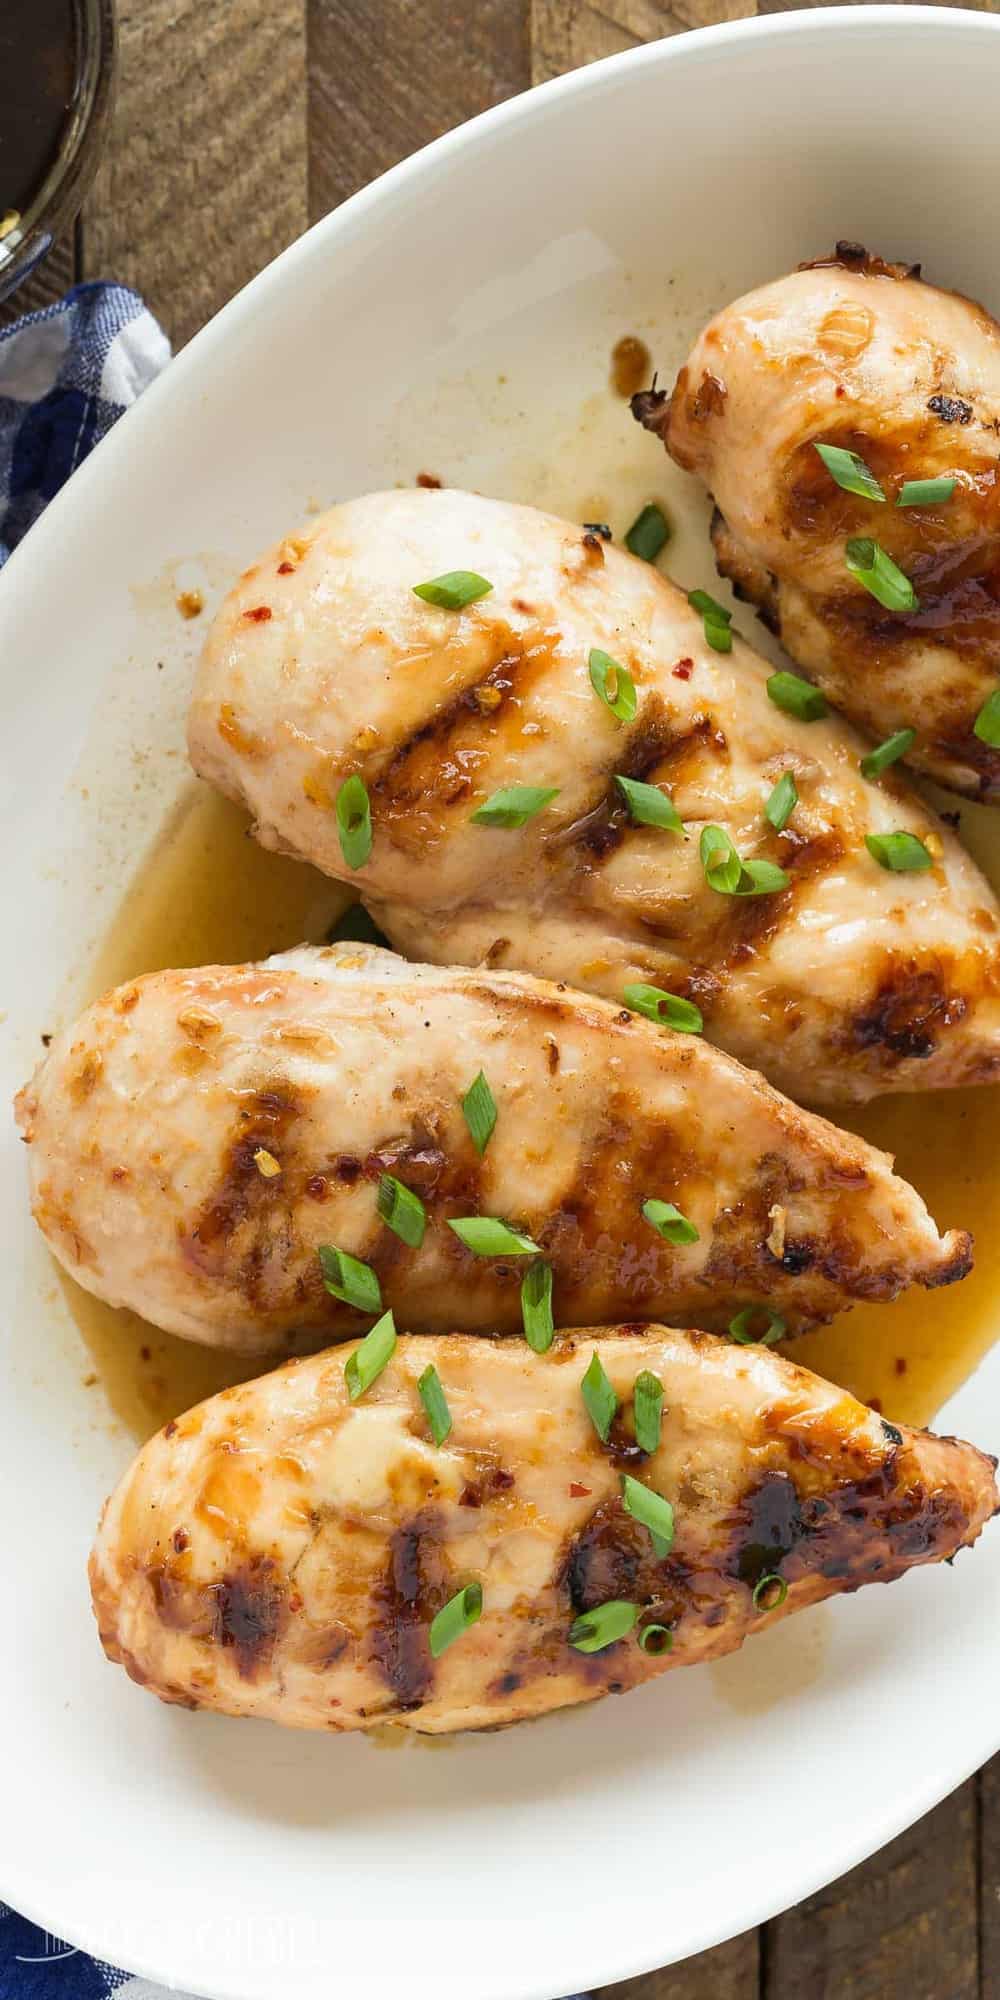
[187,489,1000,1105]
[89,1325,999,1734]
[643,244,1000,799]
[15,944,971,1351]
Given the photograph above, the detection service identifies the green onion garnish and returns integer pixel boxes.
[865,830,934,873]
[521,1260,555,1353]
[845,538,919,613]
[638,1621,673,1654]
[860,728,917,779]
[470,785,559,828]
[728,1306,786,1347]
[765,772,798,832]
[974,690,1000,747]
[319,1244,382,1314]
[335,775,373,871]
[642,1198,699,1247]
[418,1363,452,1446]
[767,671,828,722]
[633,1370,664,1454]
[813,442,886,504]
[621,1472,675,1558]
[377,1174,427,1249]
[581,1350,618,1442]
[623,983,703,1034]
[614,774,684,834]
[461,1070,497,1156]
[448,1217,540,1257]
[344,1308,397,1401]
[752,1572,789,1612]
[413,571,493,610]
[689,587,733,653]
[429,1581,483,1657]
[897,476,956,508]
[625,504,670,562]
[700,825,790,898]
[569,1599,638,1653]
[589,648,637,723]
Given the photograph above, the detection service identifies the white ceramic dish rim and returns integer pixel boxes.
[4,10,1000,1993]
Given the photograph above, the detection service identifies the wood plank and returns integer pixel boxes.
[308,0,530,221]
[762,1777,979,1999]
[595,1930,759,2000]
[980,1754,1000,1999]
[530,0,757,87]
[81,0,308,350]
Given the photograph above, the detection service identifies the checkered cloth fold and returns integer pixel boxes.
[0,282,588,2000]
[0,280,170,566]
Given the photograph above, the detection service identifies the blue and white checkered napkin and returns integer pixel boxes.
[0,283,590,2000]
[0,280,170,567]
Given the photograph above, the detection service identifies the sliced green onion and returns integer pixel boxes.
[767,670,829,722]
[897,476,956,508]
[344,1308,397,1401]
[614,773,684,834]
[622,1472,675,1558]
[728,1306,786,1347]
[429,1581,483,1657]
[581,1350,618,1443]
[377,1175,427,1249]
[521,1261,555,1353]
[470,785,559,828]
[860,728,917,779]
[448,1217,540,1257]
[638,1621,673,1654]
[633,1370,664,1454]
[461,1070,497,1156]
[418,1363,452,1446]
[625,504,670,562]
[689,587,733,652]
[865,830,934,873]
[569,1599,638,1653]
[700,825,790,898]
[973,690,1000,747]
[813,442,886,504]
[845,537,919,613]
[642,1198,699,1247]
[413,571,493,610]
[752,1571,789,1612]
[335,775,372,870]
[623,983,703,1034]
[765,772,798,832]
[589,648,637,723]
[319,1244,382,1314]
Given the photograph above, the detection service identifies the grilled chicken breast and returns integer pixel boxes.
[89,1324,999,1734]
[641,243,1000,799]
[187,487,1000,1103]
[16,943,972,1353]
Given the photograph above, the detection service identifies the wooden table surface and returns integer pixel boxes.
[12,1,1000,1993]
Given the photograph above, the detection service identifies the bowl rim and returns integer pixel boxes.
[3,8,1000,1992]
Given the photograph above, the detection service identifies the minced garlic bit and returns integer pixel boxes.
[925,830,944,861]
[471,684,503,714]
[353,724,380,753]
[254,1148,282,1178]
[766,1203,787,1260]
[0,210,21,243]
[176,588,204,620]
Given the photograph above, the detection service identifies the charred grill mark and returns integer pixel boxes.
[562,1499,660,1613]
[184,1087,300,1306]
[369,1517,451,1710]
[799,243,921,282]
[928,393,974,425]
[557,709,729,866]
[726,1471,804,1586]
[851,964,969,1063]
[690,372,728,422]
[212,1554,286,1679]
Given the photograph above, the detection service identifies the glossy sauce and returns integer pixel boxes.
[64,780,1000,1440]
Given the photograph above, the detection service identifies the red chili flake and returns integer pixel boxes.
[835,384,847,400]
[172,1527,189,1554]
[244,605,272,622]
[164,1420,178,1439]
[416,472,442,488]
[673,657,694,680]
[277,561,294,575]
[894,1357,908,1376]
[569,1482,591,1498]
[868,1395,883,1413]
[288,1592,303,1613]
[140,1345,151,1362]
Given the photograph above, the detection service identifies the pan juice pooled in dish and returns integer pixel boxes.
[187,487,1000,1107]
[89,1326,998,1736]
[643,244,1000,800]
